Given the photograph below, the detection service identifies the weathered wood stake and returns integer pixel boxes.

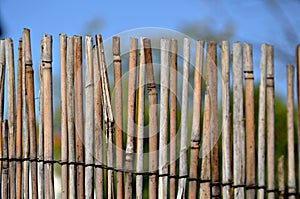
[278,156,285,199]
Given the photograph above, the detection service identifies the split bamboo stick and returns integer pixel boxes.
[0,40,4,189]
[124,38,138,199]
[60,33,68,199]
[2,120,8,199]
[287,65,296,199]
[188,40,204,199]
[74,35,84,199]
[177,38,190,199]
[38,43,45,199]
[244,43,255,199]
[94,45,104,199]
[5,38,16,199]
[208,42,220,199]
[0,41,3,189]
[0,40,4,120]
[144,38,158,199]
[199,90,211,199]
[233,42,245,199]
[26,66,38,199]
[41,34,54,199]
[113,36,124,199]
[16,38,23,199]
[66,36,76,199]
[278,156,285,199]
[221,41,231,199]
[266,45,275,199]
[159,38,170,199]
[296,45,300,195]
[257,44,267,199]
[136,38,145,199]
[169,39,177,199]
[96,34,115,199]
[22,28,32,199]
[200,43,216,199]
[84,36,94,199]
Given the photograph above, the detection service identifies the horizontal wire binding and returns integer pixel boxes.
[0,156,299,197]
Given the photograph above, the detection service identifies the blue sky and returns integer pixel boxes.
[1,0,300,98]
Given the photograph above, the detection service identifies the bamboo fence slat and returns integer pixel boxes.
[5,37,16,199]
[16,38,23,199]
[257,44,267,199]
[38,39,45,199]
[266,45,275,199]
[22,28,32,199]
[60,33,68,199]
[200,45,213,199]
[287,64,296,199]
[244,42,255,199]
[124,38,138,199]
[144,38,159,199]
[66,36,76,199]
[188,40,204,199]
[296,45,300,195]
[85,36,95,199]
[177,38,190,199]
[0,40,5,119]
[169,38,177,199]
[233,42,245,199]
[96,34,115,199]
[221,41,231,199]
[113,36,124,199]
[41,34,54,199]
[208,42,220,199]
[136,38,146,199]
[2,120,8,199]
[159,38,170,199]
[94,44,104,199]
[74,35,85,199]
[26,65,38,199]
[278,156,285,199]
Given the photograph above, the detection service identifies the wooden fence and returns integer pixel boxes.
[0,28,299,199]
